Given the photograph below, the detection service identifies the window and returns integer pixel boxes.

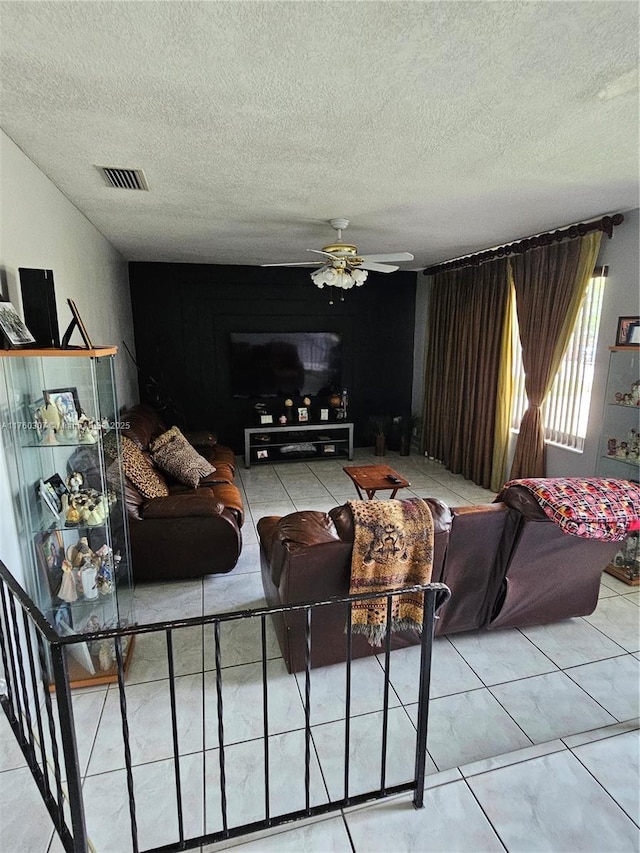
[510,267,607,451]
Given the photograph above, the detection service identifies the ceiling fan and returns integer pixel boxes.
[261,218,414,292]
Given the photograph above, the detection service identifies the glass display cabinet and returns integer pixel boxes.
[0,347,135,684]
[597,345,640,585]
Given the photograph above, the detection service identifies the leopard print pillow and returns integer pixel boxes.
[150,426,215,488]
[105,433,169,499]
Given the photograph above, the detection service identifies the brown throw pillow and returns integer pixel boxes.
[106,434,169,499]
[150,426,215,488]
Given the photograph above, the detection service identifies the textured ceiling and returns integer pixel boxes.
[0,1,638,270]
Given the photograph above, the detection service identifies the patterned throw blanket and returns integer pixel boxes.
[504,478,640,542]
[348,498,434,646]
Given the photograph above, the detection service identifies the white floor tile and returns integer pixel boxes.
[572,729,640,822]
[468,749,640,852]
[292,496,340,513]
[134,579,203,623]
[0,765,55,853]
[204,730,328,833]
[345,781,504,852]
[293,656,399,725]
[83,753,204,853]
[410,687,532,771]
[203,612,282,668]
[206,815,353,852]
[204,658,306,749]
[380,636,483,705]
[0,708,28,772]
[87,675,204,775]
[311,706,433,800]
[203,571,267,614]
[583,595,640,652]
[231,541,262,575]
[565,654,640,721]
[600,571,638,594]
[126,624,205,683]
[448,628,558,685]
[520,617,627,668]
[489,671,616,743]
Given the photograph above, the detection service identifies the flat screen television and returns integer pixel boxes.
[229,331,342,398]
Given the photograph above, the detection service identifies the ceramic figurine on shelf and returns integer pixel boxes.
[41,423,58,445]
[98,642,113,672]
[57,559,78,603]
[66,471,83,495]
[65,498,81,527]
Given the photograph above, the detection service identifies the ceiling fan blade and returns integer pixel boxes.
[360,261,400,273]
[307,249,341,260]
[358,252,414,263]
[261,261,323,267]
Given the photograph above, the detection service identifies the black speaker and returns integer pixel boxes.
[19,268,60,348]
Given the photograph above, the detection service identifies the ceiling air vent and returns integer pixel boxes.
[99,166,149,190]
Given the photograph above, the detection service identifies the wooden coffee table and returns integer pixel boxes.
[343,464,411,500]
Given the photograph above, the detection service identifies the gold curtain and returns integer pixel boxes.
[509,232,602,479]
[422,259,510,489]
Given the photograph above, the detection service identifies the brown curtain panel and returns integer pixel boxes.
[509,232,602,479]
[422,258,510,489]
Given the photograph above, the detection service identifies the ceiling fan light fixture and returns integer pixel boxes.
[311,266,368,290]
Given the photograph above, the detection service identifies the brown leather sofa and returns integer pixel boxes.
[257,486,621,673]
[114,405,244,581]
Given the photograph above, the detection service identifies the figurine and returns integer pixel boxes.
[57,559,78,603]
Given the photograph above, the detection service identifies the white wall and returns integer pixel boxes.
[0,130,137,582]
[413,208,640,479]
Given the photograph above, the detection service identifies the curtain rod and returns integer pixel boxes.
[423,213,624,276]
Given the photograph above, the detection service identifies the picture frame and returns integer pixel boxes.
[0,300,36,348]
[45,473,69,507]
[42,386,82,431]
[615,316,640,347]
[320,408,329,421]
[260,413,274,425]
[61,298,93,349]
[54,603,73,632]
[35,529,65,599]
[38,478,62,518]
[298,407,309,422]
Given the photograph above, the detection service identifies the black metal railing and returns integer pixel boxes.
[0,559,450,853]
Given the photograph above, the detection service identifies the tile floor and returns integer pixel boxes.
[1,450,639,852]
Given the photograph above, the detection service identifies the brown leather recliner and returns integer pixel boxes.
[257,487,620,673]
[115,405,244,581]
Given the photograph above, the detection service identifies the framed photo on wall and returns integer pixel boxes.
[616,316,640,346]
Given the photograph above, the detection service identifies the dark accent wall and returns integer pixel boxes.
[128,263,417,453]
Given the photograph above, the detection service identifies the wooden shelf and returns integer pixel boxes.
[0,346,117,358]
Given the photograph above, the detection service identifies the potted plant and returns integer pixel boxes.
[369,415,391,456]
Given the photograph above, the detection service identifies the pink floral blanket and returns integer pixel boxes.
[503,478,640,542]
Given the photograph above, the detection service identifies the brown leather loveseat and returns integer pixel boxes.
[112,404,244,581]
[257,483,624,673]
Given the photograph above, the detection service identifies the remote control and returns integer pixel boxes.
[386,475,401,484]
